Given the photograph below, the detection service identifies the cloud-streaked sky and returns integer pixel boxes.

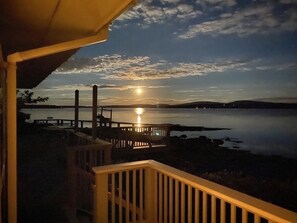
[34,0,297,105]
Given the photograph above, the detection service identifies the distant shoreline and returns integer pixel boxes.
[23,100,297,109]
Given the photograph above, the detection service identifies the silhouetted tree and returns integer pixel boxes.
[17,90,49,123]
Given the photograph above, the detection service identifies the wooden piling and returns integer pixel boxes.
[92,85,98,140]
[74,90,79,131]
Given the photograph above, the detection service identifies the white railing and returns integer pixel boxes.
[93,160,297,223]
[67,131,112,213]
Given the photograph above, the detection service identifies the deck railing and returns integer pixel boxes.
[104,125,170,149]
[67,131,112,213]
[93,160,297,223]
[34,118,93,128]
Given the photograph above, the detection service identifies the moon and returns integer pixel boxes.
[136,87,142,94]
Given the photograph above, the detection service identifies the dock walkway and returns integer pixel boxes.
[34,118,171,150]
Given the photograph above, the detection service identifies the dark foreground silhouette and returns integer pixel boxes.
[17,123,297,222]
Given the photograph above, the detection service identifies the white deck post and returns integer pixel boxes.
[94,172,108,223]
[7,61,17,223]
[145,167,157,223]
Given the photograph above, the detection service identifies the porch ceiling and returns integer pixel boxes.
[0,0,135,88]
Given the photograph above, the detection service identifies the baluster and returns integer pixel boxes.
[211,196,216,223]
[242,209,248,223]
[254,214,260,223]
[126,171,130,223]
[164,175,168,223]
[175,180,179,223]
[119,172,123,223]
[181,182,185,223]
[203,192,207,223]
[169,177,173,223]
[220,200,226,223]
[195,189,199,223]
[188,186,192,223]
[159,173,163,223]
[231,204,236,223]
[111,173,115,223]
[139,169,144,222]
[133,170,137,222]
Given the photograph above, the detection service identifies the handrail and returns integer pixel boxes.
[93,160,150,174]
[93,160,297,223]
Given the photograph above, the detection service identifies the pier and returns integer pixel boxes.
[34,117,171,151]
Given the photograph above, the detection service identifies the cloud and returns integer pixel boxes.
[179,4,297,39]
[55,55,252,81]
[142,59,247,80]
[115,0,201,28]
[176,4,200,20]
[161,0,180,4]
[279,0,297,4]
[114,0,296,38]
[197,0,237,8]
[55,55,297,82]
[38,82,168,92]
[177,4,194,14]
[281,8,297,31]
[255,62,297,71]
[175,89,205,93]
[55,54,152,75]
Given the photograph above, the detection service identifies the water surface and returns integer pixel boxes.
[23,108,297,159]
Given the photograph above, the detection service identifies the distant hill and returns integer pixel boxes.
[24,100,297,109]
[170,100,297,109]
[170,101,224,108]
[117,100,297,109]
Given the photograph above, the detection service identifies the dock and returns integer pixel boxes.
[34,117,171,151]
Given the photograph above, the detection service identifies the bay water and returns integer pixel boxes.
[23,108,297,159]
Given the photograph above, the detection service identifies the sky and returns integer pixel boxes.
[34,0,297,106]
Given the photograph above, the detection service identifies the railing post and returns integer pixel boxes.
[148,127,152,148]
[145,167,157,223]
[7,61,17,223]
[166,126,171,146]
[104,145,112,165]
[93,185,97,223]
[67,148,77,210]
[94,172,108,223]
[132,124,135,148]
